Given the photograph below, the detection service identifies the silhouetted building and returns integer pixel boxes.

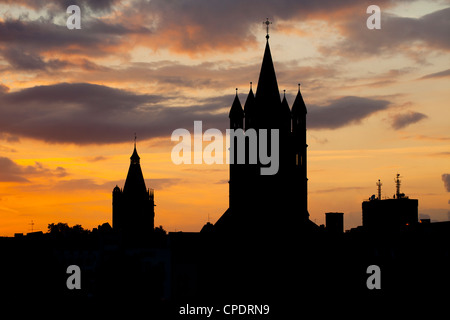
[214,28,316,235]
[3,21,450,314]
[362,198,418,232]
[112,141,155,239]
[362,175,418,232]
[325,212,344,234]
[200,222,214,233]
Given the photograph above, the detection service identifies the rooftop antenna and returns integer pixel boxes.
[264,18,272,39]
[376,179,382,200]
[395,173,402,198]
[29,220,34,233]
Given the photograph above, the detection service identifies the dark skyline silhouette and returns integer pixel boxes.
[1,31,449,316]
[0,1,449,314]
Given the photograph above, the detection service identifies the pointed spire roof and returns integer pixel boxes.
[292,83,307,116]
[130,133,140,164]
[123,140,147,195]
[130,144,140,163]
[281,89,291,116]
[255,39,281,107]
[229,88,244,119]
[244,82,256,114]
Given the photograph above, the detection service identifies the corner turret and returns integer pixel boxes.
[229,89,244,130]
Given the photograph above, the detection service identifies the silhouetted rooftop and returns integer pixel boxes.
[123,145,147,195]
[292,84,307,115]
[229,91,244,119]
[255,40,281,111]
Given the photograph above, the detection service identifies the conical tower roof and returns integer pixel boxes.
[255,39,281,109]
[292,84,307,116]
[244,83,256,115]
[123,143,147,195]
[130,144,140,163]
[229,89,244,119]
[281,90,291,117]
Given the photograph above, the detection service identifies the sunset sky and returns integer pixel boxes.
[0,0,449,236]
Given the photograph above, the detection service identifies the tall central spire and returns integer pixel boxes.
[255,29,281,118]
[130,134,140,165]
[124,136,146,194]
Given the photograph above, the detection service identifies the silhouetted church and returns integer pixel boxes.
[112,140,155,239]
[214,26,318,235]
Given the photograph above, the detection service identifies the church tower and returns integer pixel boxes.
[292,84,309,221]
[214,20,314,235]
[112,138,155,240]
[229,89,245,211]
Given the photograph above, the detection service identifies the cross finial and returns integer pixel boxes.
[264,18,272,39]
[134,132,137,147]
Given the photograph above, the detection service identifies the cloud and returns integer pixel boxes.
[68,0,120,13]
[3,0,444,84]
[50,177,181,192]
[0,132,20,143]
[325,7,450,58]
[428,152,450,157]
[307,96,391,130]
[310,135,329,144]
[84,156,110,162]
[214,179,229,185]
[139,0,403,55]
[51,179,106,191]
[2,48,46,70]
[312,186,367,194]
[0,0,120,13]
[419,69,450,80]
[0,82,228,144]
[0,144,16,153]
[391,111,427,130]
[0,157,30,182]
[442,174,450,192]
[0,84,9,94]
[0,82,397,143]
[55,167,68,177]
[0,0,403,59]
[1,47,70,71]
[47,59,337,95]
[1,0,446,68]
[402,134,450,142]
[146,178,182,190]
[0,157,67,182]
[0,16,149,64]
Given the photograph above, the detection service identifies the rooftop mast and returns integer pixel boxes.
[395,173,403,199]
[376,179,382,200]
